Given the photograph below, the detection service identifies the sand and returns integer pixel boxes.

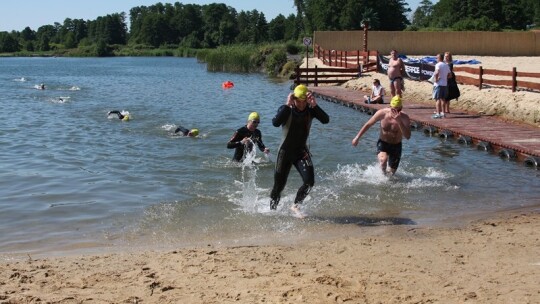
[1,210,538,303]
[1,56,539,303]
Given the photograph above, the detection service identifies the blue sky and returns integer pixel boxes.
[0,0,424,32]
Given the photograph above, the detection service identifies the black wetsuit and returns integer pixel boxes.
[270,104,329,209]
[227,126,266,162]
[108,111,125,119]
[175,126,190,136]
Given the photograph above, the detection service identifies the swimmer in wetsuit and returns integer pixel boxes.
[269,84,329,211]
[227,112,269,161]
[175,126,199,137]
[352,95,411,175]
[107,110,130,121]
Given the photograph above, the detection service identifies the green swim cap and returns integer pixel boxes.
[390,95,402,108]
[189,129,199,137]
[248,112,260,121]
[294,84,308,99]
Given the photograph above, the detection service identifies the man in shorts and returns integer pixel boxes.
[352,96,411,175]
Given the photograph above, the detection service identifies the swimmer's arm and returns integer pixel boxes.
[272,105,291,127]
[311,104,330,124]
[400,59,406,75]
[352,111,384,145]
[175,126,189,135]
[397,114,411,140]
[227,132,243,149]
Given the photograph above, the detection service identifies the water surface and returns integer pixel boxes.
[1,57,538,258]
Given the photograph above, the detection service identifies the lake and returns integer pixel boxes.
[1,57,538,258]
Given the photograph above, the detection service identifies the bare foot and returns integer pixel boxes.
[290,204,306,219]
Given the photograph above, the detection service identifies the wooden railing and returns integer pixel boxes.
[314,44,379,70]
[293,65,362,86]
[453,66,540,92]
[312,43,540,92]
[294,44,379,86]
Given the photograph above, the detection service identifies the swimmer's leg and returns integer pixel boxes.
[292,152,315,205]
[270,149,292,210]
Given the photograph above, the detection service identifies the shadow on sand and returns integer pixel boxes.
[305,215,416,226]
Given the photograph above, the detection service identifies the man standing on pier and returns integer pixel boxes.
[387,49,406,97]
[352,96,411,175]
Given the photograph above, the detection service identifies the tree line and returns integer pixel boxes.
[411,0,539,31]
[1,0,538,54]
[0,1,411,53]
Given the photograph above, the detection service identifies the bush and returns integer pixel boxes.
[285,41,301,54]
[265,50,287,76]
[280,60,298,78]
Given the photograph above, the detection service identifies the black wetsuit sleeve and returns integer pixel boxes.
[108,110,124,119]
[254,129,266,151]
[227,131,243,149]
[272,105,291,127]
[175,126,189,136]
[311,105,330,124]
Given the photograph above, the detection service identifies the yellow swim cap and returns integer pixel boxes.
[248,112,260,121]
[122,115,130,121]
[189,129,199,137]
[390,96,402,108]
[294,84,308,99]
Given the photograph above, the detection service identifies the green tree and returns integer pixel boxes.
[0,32,20,52]
[268,14,287,41]
[139,13,168,47]
[170,3,204,44]
[201,3,232,48]
[429,0,530,30]
[36,25,56,51]
[21,27,36,41]
[412,0,434,28]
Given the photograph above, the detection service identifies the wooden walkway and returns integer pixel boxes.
[310,86,540,167]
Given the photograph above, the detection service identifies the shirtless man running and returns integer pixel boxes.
[352,95,411,175]
[387,49,406,98]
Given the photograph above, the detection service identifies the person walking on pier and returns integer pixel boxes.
[269,84,329,213]
[352,95,411,175]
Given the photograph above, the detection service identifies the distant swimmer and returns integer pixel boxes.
[107,110,130,121]
[174,126,199,137]
[37,83,45,90]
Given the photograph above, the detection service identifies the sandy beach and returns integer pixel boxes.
[1,56,539,303]
[1,210,538,303]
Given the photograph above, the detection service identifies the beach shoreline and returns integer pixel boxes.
[1,207,538,303]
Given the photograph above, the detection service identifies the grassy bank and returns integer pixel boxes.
[1,42,304,77]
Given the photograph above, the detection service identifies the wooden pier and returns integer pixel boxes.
[310,86,540,168]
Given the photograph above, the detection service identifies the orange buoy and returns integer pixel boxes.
[222,81,234,89]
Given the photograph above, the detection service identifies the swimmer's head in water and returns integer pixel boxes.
[390,95,402,108]
[122,114,130,121]
[189,129,199,137]
[294,84,308,100]
[248,112,260,122]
